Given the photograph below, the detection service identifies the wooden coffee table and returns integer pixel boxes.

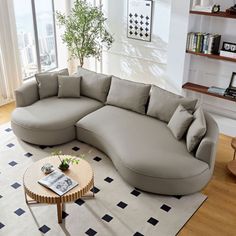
[23,155,94,223]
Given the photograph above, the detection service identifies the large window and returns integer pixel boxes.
[14,0,57,79]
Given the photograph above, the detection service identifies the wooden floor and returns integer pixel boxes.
[1,103,236,235]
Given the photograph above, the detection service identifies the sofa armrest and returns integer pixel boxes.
[15,80,39,107]
[195,112,219,168]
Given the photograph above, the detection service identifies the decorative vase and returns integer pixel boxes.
[59,163,70,171]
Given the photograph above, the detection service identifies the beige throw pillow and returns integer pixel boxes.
[186,107,207,152]
[168,104,194,140]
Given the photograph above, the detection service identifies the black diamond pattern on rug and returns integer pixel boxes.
[102,214,113,222]
[147,217,159,226]
[117,201,128,209]
[93,156,102,162]
[5,128,12,132]
[8,161,17,167]
[11,182,21,189]
[85,228,97,236]
[0,195,2,199]
[75,198,85,206]
[14,208,25,216]
[62,211,69,219]
[7,143,14,148]
[161,204,171,212]
[104,177,113,183]
[90,186,100,194]
[133,232,144,236]
[24,152,33,158]
[72,146,80,151]
[39,225,51,234]
[0,222,5,229]
[131,189,141,197]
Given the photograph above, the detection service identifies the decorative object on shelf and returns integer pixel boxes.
[186,32,221,54]
[191,0,217,13]
[226,4,236,15]
[225,72,236,99]
[127,0,153,42]
[207,86,226,96]
[56,0,114,67]
[220,41,236,59]
[212,4,220,13]
[41,163,54,174]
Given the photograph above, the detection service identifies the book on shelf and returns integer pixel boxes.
[38,170,78,196]
[220,50,236,59]
[191,6,213,13]
[207,86,226,96]
[186,32,221,55]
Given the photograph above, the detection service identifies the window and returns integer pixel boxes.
[14,0,57,79]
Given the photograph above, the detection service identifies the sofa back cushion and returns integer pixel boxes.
[36,68,69,99]
[147,85,197,123]
[106,76,151,114]
[186,106,207,152]
[58,75,81,98]
[77,67,111,102]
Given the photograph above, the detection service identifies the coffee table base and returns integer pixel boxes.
[24,184,95,223]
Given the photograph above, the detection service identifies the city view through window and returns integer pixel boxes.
[14,0,57,79]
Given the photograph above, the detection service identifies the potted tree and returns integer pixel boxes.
[57,0,114,67]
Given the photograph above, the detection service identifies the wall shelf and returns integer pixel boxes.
[182,82,236,102]
[190,11,236,19]
[186,50,236,63]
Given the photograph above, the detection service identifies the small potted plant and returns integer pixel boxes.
[52,150,85,171]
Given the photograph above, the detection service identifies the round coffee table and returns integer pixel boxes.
[23,155,94,223]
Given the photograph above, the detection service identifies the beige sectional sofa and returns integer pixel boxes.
[11,67,219,195]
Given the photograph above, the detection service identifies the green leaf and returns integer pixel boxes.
[56,0,114,67]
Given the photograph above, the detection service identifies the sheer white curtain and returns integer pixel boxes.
[0,0,22,105]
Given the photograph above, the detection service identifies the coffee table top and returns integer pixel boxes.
[23,155,94,204]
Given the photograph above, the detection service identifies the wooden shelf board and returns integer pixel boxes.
[182,82,236,102]
[190,10,236,19]
[186,50,236,63]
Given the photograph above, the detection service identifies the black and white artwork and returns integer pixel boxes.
[127,0,153,42]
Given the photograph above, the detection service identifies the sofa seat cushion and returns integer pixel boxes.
[76,105,208,179]
[12,96,103,131]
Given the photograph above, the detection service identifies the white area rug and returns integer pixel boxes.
[0,122,207,236]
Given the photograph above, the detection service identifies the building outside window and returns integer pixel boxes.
[14,0,58,79]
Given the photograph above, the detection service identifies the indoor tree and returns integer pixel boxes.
[57,0,114,67]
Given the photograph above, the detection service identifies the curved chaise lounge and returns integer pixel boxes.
[11,68,219,195]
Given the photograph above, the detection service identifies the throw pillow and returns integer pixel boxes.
[147,85,198,123]
[186,106,207,152]
[36,68,69,99]
[167,104,194,140]
[106,76,151,114]
[77,66,111,102]
[58,75,81,98]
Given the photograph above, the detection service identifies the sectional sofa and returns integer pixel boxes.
[11,67,219,195]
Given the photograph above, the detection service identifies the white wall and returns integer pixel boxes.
[99,0,173,91]
[168,0,236,136]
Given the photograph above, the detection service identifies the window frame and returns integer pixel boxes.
[18,0,58,80]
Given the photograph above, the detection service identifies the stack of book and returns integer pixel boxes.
[186,32,221,54]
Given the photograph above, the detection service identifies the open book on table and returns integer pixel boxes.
[38,170,78,196]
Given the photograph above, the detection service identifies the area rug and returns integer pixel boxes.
[0,122,207,236]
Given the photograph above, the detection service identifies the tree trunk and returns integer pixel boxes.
[79,57,84,68]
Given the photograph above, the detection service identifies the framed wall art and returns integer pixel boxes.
[127,0,153,42]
